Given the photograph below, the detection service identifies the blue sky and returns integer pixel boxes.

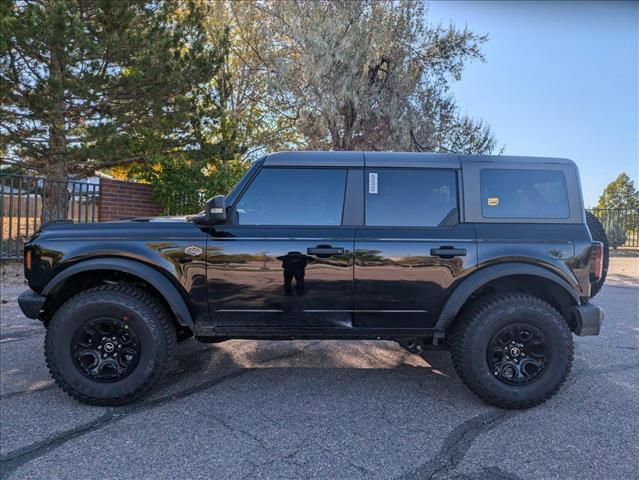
[427,1,638,207]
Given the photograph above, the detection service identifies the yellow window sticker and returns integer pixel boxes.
[487,197,499,207]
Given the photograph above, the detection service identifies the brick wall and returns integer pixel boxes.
[97,178,163,221]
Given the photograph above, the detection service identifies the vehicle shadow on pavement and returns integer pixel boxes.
[154,339,461,401]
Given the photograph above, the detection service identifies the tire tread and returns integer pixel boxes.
[450,292,573,409]
[45,284,176,406]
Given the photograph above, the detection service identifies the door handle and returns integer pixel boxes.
[430,246,467,258]
[307,246,344,257]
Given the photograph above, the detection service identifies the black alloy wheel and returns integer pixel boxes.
[487,323,548,385]
[71,317,141,382]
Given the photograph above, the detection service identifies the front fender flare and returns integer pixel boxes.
[42,258,194,328]
[435,263,579,331]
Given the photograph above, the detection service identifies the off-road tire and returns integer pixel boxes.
[586,210,609,298]
[45,284,176,406]
[450,293,573,409]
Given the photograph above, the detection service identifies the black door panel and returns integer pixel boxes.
[207,226,355,328]
[354,225,477,328]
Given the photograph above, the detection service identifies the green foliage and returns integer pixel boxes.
[596,172,639,233]
[596,173,639,211]
[1,0,229,177]
[134,155,249,215]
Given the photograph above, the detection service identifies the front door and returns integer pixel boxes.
[206,167,356,329]
[354,167,477,329]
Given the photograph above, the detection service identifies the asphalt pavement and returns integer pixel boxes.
[0,269,637,479]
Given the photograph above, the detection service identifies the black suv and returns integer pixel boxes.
[18,152,605,408]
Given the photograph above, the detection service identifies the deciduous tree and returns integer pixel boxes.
[240,0,495,153]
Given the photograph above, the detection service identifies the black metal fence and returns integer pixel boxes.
[1,174,99,260]
[588,208,639,248]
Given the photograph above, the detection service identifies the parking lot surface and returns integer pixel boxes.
[0,259,637,479]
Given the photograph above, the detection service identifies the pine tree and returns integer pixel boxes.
[595,172,639,239]
[1,0,228,217]
[596,173,639,211]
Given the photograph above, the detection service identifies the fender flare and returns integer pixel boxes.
[42,258,194,328]
[435,263,580,330]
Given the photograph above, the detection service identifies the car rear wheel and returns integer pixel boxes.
[45,285,176,406]
[450,293,573,409]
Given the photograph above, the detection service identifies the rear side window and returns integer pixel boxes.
[480,169,569,219]
[235,168,347,225]
[365,169,458,227]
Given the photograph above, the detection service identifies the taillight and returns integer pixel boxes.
[590,242,603,282]
[25,249,32,272]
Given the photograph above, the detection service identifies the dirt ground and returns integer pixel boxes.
[0,262,26,293]
[607,255,639,287]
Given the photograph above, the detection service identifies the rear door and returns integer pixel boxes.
[354,165,478,329]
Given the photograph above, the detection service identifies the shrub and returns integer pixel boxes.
[606,222,628,249]
[135,155,249,215]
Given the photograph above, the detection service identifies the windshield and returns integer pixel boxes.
[225,158,263,207]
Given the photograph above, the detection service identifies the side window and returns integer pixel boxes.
[235,168,347,225]
[365,169,458,227]
[480,169,569,219]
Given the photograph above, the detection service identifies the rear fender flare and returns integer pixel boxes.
[435,263,579,330]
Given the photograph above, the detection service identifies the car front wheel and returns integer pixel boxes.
[45,285,176,406]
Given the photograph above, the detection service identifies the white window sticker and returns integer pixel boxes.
[368,172,378,194]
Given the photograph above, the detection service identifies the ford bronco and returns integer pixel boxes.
[18,151,605,408]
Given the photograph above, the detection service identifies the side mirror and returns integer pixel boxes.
[205,195,226,224]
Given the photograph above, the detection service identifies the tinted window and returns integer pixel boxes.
[365,169,458,227]
[235,168,347,225]
[480,169,569,219]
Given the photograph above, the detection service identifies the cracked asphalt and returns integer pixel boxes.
[0,259,637,480]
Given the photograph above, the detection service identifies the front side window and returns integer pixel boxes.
[235,168,347,225]
[365,169,458,227]
[480,169,569,219]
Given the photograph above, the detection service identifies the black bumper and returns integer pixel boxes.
[571,303,604,336]
[18,289,46,319]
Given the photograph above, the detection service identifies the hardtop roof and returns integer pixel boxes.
[263,151,575,168]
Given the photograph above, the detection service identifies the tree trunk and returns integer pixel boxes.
[43,39,69,222]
